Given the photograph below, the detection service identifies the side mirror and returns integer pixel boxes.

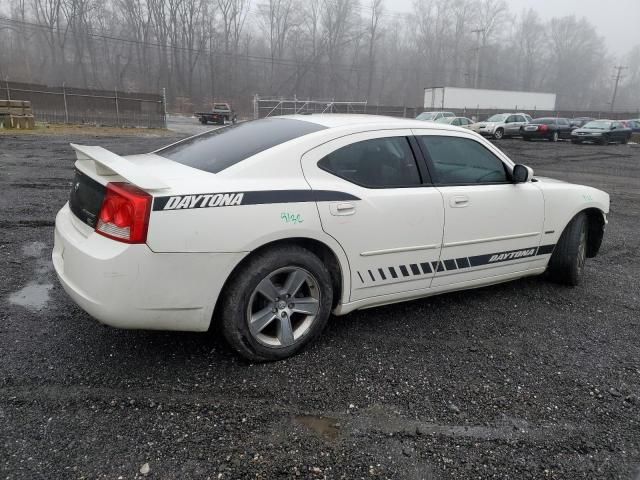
[512,164,533,183]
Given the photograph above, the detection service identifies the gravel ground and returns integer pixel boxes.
[1,131,639,480]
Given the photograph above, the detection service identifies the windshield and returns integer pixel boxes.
[583,121,611,129]
[435,117,455,124]
[486,114,508,122]
[156,118,326,173]
[213,103,229,109]
[417,112,438,121]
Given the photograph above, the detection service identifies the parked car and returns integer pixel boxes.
[195,103,237,125]
[469,113,533,139]
[54,115,609,361]
[570,117,594,128]
[416,111,455,122]
[521,117,574,142]
[625,119,640,133]
[571,120,632,145]
[435,116,474,128]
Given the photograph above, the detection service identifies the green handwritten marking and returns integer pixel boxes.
[281,212,304,224]
[583,194,593,201]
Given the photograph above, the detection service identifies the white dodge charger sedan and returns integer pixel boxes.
[53,115,609,361]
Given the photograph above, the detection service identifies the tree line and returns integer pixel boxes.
[0,0,639,115]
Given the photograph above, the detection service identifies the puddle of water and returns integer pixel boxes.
[294,415,340,441]
[9,282,53,311]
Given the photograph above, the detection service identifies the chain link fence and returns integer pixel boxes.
[253,96,640,122]
[1,80,166,128]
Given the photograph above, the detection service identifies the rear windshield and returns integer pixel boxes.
[214,104,229,109]
[533,118,556,125]
[156,118,326,173]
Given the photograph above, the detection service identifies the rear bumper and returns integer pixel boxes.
[521,130,549,139]
[53,203,245,332]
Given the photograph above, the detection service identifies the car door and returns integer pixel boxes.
[504,115,524,137]
[557,118,569,138]
[301,130,444,302]
[611,121,626,141]
[413,131,546,288]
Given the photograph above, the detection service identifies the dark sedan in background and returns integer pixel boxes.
[521,117,574,142]
[571,120,632,145]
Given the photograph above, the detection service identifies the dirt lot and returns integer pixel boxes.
[1,131,639,479]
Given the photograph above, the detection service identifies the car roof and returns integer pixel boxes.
[279,113,465,132]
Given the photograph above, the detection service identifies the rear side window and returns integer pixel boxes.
[156,118,326,173]
[418,136,509,185]
[318,137,421,188]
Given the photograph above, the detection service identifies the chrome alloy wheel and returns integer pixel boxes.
[246,267,321,348]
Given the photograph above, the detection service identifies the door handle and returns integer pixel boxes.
[450,195,469,208]
[330,202,356,216]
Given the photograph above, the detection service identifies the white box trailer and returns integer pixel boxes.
[424,87,556,111]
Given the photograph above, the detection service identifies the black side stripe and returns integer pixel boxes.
[153,190,360,211]
[357,244,556,284]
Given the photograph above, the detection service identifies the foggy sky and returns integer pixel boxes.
[392,0,640,57]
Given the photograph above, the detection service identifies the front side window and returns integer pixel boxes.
[418,136,509,185]
[318,137,421,188]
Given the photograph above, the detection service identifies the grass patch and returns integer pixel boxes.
[0,123,171,137]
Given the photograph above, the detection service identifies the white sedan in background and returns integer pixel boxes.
[53,115,609,361]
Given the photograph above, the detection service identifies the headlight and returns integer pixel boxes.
[591,132,602,136]
[571,130,578,135]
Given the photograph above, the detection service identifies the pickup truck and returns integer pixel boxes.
[195,103,237,125]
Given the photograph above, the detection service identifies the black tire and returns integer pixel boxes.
[547,213,588,286]
[550,131,559,142]
[217,117,225,125]
[219,245,333,362]
[200,118,207,124]
[493,128,504,140]
[598,136,608,145]
[523,136,531,141]
[622,135,629,144]
[571,139,581,144]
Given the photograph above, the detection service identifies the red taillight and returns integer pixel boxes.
[96,183,151,244]
[539,124,549,132]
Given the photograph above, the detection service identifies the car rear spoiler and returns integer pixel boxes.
[70,143,169,191]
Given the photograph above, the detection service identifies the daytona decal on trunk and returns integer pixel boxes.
[152,190,360,211]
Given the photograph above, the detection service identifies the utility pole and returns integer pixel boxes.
[472,29,485,89]
[610,65,627,113]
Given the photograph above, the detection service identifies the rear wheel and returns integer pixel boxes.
[220,246,333,361]
[493,128,504,140]
[551,131,559,142]
[547,213,588,286]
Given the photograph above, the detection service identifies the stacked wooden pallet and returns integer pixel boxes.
[0,100,36,129]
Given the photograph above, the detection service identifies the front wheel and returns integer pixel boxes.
[622,135,630,144]
[219,246,333,361]
[493,128,504,140]
[547,213,588,286]
[550,131,559,142]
